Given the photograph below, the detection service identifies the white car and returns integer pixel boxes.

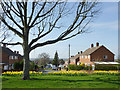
[52,65,57,70]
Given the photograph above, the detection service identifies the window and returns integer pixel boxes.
[11,56,14,60]
[9,56,11,60]
[103,55,108,59]
[85,56,87,59]
[9,56,13,60]
[88,63,90,66]
[15,56,18,60]
[82,56,83,59]
[85,63,87,66]
[88,55,90,58]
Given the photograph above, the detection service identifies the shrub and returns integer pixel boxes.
[95,64,119,70]
[69,65,84,70]
[84,65,92,70]
[13,60,23,70]
[13,62,20,70]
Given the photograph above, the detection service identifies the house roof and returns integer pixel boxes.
[81,45,102,55]
[66,54,81,62]
[1,47,23,57]
[66,44,114,62]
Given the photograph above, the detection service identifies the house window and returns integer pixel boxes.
[88,63,90,66]
[11,56,14,60]
[88,55,90,58]
[85,63,87,66]
[9,56,14,60]
[103,55,108,59]
[85,56,87,59]
[9,56,11,60]
[82,56,83,59]
[15,56,18,60]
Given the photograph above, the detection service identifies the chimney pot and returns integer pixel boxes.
[96,42,99,47]
[71,56,74,57]
[17,51,19,54]
[91,44,94,48]
[78,52,80,54]
[81,51,83,54]
[14,51,16,54]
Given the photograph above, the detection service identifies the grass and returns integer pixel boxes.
[2,74,120,88]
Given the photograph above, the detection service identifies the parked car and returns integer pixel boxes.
[52,65,57,70]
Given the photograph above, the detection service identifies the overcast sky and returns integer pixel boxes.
[5,2,118,59]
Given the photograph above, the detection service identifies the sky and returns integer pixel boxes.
[2,2,118,59]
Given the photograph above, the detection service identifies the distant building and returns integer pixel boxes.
[65,42,118,66]
[0,44,23,70]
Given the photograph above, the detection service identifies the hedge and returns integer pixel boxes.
[95,64,119,70]
[69,65,92,70]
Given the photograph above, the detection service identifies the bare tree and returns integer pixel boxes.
[0,0,99,79]
[37,53,50,66]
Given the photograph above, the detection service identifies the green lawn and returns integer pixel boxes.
[2,74,120,88]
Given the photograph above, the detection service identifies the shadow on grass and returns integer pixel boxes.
[95,77,120,85]
[29,77,120,86]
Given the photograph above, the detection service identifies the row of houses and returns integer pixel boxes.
[0,42,119,70]
[65,42,119,66]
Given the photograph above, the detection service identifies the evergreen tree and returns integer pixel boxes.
[52,51,59,67]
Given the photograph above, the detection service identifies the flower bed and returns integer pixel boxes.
[2,70,120,76]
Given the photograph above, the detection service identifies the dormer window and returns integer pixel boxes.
[103,55,108,59]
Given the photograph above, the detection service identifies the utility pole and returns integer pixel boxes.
[68,44,70,65]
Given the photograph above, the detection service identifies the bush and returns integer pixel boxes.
[84,65,92,70]
[69,65,84,70]
[13,62,20,70]
[95,64,119,70]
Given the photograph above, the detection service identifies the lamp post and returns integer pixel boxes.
[67,44,70,71]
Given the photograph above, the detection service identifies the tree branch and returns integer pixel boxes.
[29,15,61,47]
[2,42,22,45]
[1,19,23,38]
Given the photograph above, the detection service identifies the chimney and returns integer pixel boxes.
[3,43,6,47]
[14,51,16,54]
[78,52,80,54]
[17,51,19,54]
[80,51,83,54]
[91,44,94,48]
[96,42,99,47]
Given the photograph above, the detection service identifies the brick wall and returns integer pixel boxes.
[91,46,114,62]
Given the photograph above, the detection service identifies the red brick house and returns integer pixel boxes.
[65,42,115,66]
[0,44,23,70]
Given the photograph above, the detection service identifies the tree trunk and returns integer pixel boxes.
[22,42,30,80]
[22,46,30,80]
[22,27,30,80]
